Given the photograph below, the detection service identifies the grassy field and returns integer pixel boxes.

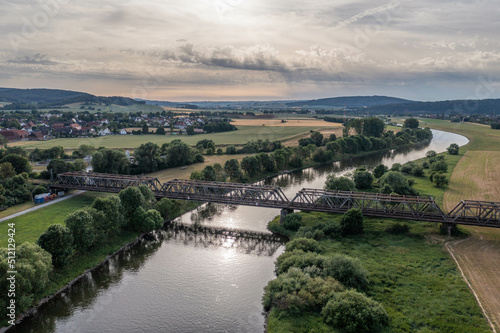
[407,118,500,331]
[9,126,318,149]
[0,192,110,247]
[267,213,491,333]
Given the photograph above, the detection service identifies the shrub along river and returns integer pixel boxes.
[9,130,468,333]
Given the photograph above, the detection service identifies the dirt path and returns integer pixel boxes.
[443,150,500,332]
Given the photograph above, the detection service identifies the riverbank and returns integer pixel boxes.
[265,212,492,332]
[1,200,201,330]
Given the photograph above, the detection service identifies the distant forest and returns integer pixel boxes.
[364,99,500,115]
[0,88,144,110]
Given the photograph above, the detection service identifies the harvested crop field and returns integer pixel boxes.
[230,118,343,127]
[443,151,500,211]
[444,150,500,332]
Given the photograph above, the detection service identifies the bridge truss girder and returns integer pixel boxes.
[290,189,447,222]
[53,172,162,193]
[158,179,290,208]
[448,200,500,227]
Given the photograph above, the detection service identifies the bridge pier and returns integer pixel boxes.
[280,208,294,224]
[442,223,453,237]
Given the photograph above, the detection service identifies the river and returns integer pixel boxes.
[9,130,468,333]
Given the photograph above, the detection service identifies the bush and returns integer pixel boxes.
[447,143,459,155]
[286,237,321,253]
[154,198,177,219]
[353,170,373,190]
[324,175,355,191]
[380,171,417,195]
[379,184,393,194]
[322,254,369,290]
[283,213,302,231]
[146,209,164,229]
[37,224,73,267]
[412,165,424,177]
[372,164,388,178]
[432,172,449,188]
[390,163,401,172]
[322,290,389,333]
[400,163,413,174]
[385,223,410,234]
[426,150,437,158]
[431,160,448,173]
[275,250,325,275]
[226,145,237,154]
[422,161,430,169]
[263,268,344,315]
[340,209,364,235]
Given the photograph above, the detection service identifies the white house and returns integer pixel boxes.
[98,128,111,136]
[120,129,128,135]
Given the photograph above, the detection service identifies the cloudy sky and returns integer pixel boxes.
[1,0,499,101]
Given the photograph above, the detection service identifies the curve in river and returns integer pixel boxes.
[8,130,468,333]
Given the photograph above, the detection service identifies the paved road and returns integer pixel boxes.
[0,191,86,223]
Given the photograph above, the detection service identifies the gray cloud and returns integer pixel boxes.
[7,53,58,65]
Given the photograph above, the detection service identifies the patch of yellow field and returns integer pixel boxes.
[230,118,343,127]
[444,151,500,211]
[146,154,252,183]
[444,150,500,332]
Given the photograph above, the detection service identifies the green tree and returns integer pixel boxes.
[373,164,388,178]
[138,184,156,209]
[426,150,437,158]
[403,117,419,129]
[37,224,74,267]
[201,165,216,181]
[324,175,355,191]
[353,170,373,189]
[224,159,241,180]
[310,131,324,146]
[322,290,389,333]
[164,140,194,167]
[431,160,448,173]
[154,198,177,219]
[362,117,385,138]
[186,126,195,135]
[146,209,164,229]
[65,209,97,251]
[0,134,7,148]
[226,145,237,154]
[380,171,416,195]
[156,126,166,135]
[0,154,32,174]
[134,142,161,173]
[92,149,130,174]
[119,187,146,221]
[216,148,223,155]
[285,237,321,253]
[447,143,460,155]
[91,196,123,238]
[241,156,261,177]
[0,243,52,317]
[77,144,95,157]
[141,122,149,134]
[432,173,449,188]
[283,213,302,231]
[0,162,16,179]
[340,208,364,235]
[47,158,72,176]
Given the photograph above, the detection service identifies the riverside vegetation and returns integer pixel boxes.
[0,186,191,327]
[265,126,490,332]
[190,118,433,182]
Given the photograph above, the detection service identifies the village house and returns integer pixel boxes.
[0,129,29,142]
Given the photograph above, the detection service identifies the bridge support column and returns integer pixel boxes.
[442,223,453,237]
[280,208,294,224]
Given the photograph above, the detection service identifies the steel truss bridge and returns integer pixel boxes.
[50,172,500,229]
